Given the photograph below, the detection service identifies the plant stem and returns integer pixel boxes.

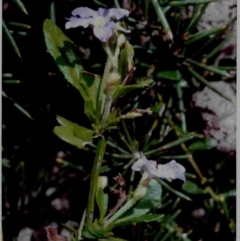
[86,136,107,225]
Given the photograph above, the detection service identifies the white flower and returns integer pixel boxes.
[65,7,130,42]
[131,156,186,182]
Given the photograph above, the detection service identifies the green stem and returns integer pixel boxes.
[86,136,107,225]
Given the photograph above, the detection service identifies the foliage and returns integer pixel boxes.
[2,0,236,241]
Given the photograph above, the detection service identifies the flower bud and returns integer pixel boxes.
[105,72,120,93]
[117,34,126,47]
[97,176,108,190]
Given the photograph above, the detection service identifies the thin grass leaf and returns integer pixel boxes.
[172,197,181,210]
[185,3,209,32]
[165,209,181,223]
[3,20,21,58]
[3,91,33,120]
[142,119,159,148]
[114,0,121,8]
[8,22,31,29]
[186,58,230,77]
[217,66,236,71]
[169,0,217,6]
[144,132,197,156]
[123,158,136,169]
[93,0,107,7]
[105,152,133,159]
[175,83,186,132]
[189,35,215,58]
[159,97,172,139]
[204,33,233,60]
[118,132,133,152]
[159,199,172,209]
[50,2,56,23]
[158,179,191,201]
[3,80,22,84]
[160,154,192,159]
[151,0,173,41]
[13,0,28,15]
[158,228,174,241]
[106,140,129,154]
[188,67,234,103]
[122,121,133,148]
[2,73,13,78]
[185,25,227,44]
[56,158,86,173]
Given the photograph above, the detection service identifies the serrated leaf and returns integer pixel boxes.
[54,116,93,149]
[114,79,153,99]
[156,70,182,81]
[96,188,109,222]
[188,138,217,152]
[182,181,205,195]
[43,19,87,99]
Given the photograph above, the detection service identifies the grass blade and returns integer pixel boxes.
[188,67,234,103]
[8,22,31,29]
[185,3,209,32]
[151,0,173,41]
[204,33,233,60]
[170,0,217,6]
[2,91,33,120]
[186,58,230,77]
[50,2,56,23]
[13,0,28,15]
[2,20,21,58]
[184,25,227,44]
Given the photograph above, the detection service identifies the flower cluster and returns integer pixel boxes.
[65,7,130,42]
[132,155,186,182]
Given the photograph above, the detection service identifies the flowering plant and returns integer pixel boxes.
[41,5,189,240]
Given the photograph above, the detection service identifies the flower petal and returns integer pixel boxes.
[156,160,186,181]
[108,22,131,33]
[72,7,99,18]
[93,25,113,42]
[65,17,92,29]
[131,158,147,171]
[98,8,130,20]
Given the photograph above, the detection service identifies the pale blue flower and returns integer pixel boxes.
[65,7,130,42]
[132,156,186,182]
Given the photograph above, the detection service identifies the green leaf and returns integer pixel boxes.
[43,19,87,99]
[114,79,153,99]
[81,71,105,120]
[118,42,134,79]
[188,138,217,152]
[156,70,182,81]
[96,188,109,222]
[54,116,93,149]
[83,220,110,239]
[114,213,163,226]
[182,181,205,195]
[120,179,162,220]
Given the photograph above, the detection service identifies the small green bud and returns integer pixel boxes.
[97,176,108,190]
